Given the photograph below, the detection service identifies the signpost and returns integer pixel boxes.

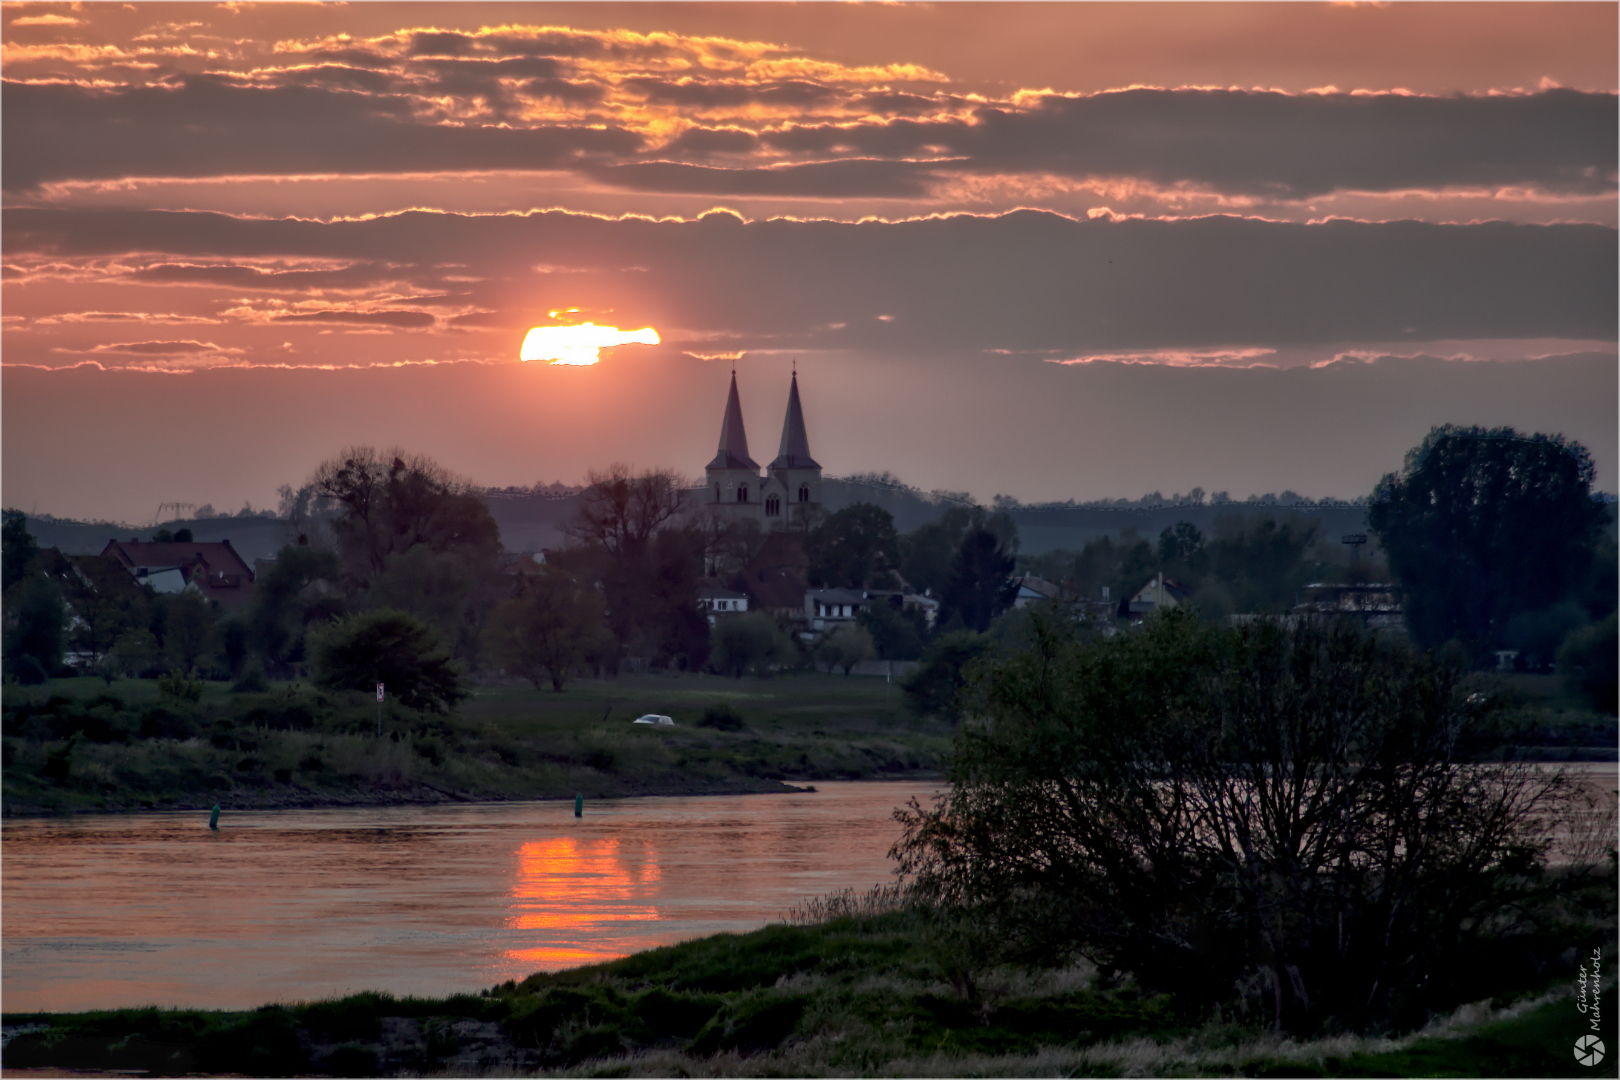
[376,683,385,737]
[1342,533,1367,566]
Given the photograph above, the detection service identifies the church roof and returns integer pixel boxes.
[770,370,820,470]
[707,371,759,471]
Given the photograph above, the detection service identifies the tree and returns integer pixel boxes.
[560,465,706,670]
[2,509,40,593]
[900,630,990,720]
[815,623,875,675]
[710,611,793,678]
[309,446,500,582]
[6,575,65,682]
[248,544,346,675]
[937,528,1017,632]
[368,544,501,667]
[157,591,218,674]
[484,567,609,691]
[1369,425,1608,652]
[857,599,927,660]
[307,609,468,713]
[1558,612,1617,714]
[893,608,1604,1033]
[807,503,900,589]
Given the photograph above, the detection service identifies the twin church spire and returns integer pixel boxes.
[705,368,821,526]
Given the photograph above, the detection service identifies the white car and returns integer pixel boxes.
[632,714,675,726]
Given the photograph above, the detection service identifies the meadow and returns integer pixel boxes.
[1,670,952,816]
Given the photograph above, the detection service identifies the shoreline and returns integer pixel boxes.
[0,770,946,820]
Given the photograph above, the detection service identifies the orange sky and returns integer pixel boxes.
[2,3,1615,521]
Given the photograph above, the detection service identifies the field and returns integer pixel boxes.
[1,670,953,816]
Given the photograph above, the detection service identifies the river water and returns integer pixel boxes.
[1,781,942,1013]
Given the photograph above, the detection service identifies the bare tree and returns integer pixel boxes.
[564,464,690,560]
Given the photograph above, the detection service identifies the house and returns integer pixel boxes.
[1120,571,1191,621]
[805,587,866,635]
[1012,575,1062,609]
[1297,582,1404,632]
[100,538,256,608]
[698,582,749,625]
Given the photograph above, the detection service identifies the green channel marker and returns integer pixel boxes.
[209,804,220,830]
[574,793,583,818]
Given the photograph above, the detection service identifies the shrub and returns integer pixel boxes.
[699,703,746,731]
[894,607,1610,1033]
[307,609,467,713]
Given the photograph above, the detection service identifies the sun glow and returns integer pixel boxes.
[520,321,661,366]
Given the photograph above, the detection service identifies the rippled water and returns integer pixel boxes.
[1,781,941,1013]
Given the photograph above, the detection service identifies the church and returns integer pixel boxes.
[705,369,821,530]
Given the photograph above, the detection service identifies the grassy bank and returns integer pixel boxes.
[2,671,952,816]
[3,897,1612,1078]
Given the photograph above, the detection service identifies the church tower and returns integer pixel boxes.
[703,369,822,531]
[767,369,821,527]
[705,371,762,526]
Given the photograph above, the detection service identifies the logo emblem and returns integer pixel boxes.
[1574,1035,1605,1067]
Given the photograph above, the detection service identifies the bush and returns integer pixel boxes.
[307,609,467,713]
[894,607,1610,1033]
[1559,612,1617,714]
[710,612,793,679]
[699,703,746,731]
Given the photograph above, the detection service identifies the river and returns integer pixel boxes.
[1,780,942,1013]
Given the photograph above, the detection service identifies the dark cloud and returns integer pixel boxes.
[620,76,838,109]
[272,310,436,327]
[87,340,228,354]
[7,207,1613,351]
[0,79,643,191]
[663,127,760,157]
[762,89,1618,198]
[586,159,933,198]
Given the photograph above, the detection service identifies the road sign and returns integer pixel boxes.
[376,683,385,702]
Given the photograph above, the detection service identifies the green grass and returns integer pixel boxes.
[4,904,1610,1077]
[2,670,953,815]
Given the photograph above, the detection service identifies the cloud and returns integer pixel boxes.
[1,79,644,191]
[270,309,436,327]
[5,207,1613,358]
[77,339,242,355]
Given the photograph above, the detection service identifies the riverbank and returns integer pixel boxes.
[1,672,953,817]
[3,902,1612,1078]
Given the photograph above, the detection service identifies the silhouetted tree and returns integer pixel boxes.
[308,608,467,713]
[808,503,900,589]
[815,623,875,675]
[2,509,40,592]
[1369,425,1608,652]
[310,446,500,583]
[938,529,1017,632]
[484,567,609,691]
[894,607,1608,1033]
[248,545,346,675]
[710,611,792,678]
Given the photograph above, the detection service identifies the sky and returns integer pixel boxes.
[2,2,1615,524]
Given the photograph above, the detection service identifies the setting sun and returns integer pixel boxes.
[520,323,661,366]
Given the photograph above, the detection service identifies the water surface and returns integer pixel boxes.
[2,781,940,1013]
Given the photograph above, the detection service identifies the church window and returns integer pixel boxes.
[798,484,810,503]
[714,484,720,502]
[766,495,780,516]
[737,484,748,503]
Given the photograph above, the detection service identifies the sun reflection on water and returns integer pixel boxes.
[504,836,662,967]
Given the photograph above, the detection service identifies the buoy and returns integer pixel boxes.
[574,793,583,818]
[209,804,220,830]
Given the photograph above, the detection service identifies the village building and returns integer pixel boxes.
[100,538,256,608]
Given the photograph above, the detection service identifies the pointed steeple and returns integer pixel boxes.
[707,371,759,471]
[772,370,819,470]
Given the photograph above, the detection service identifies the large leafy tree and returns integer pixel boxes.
[248,544,347,675]
[807,503,900,589]
[1368,425,1608,651]
[307,609,467,713]
[558,465,705,670]
[483,567,608,691]
[310,447,500,583]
